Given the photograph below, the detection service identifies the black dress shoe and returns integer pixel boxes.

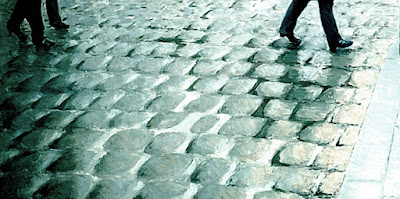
[7,22,28,42]
[280,32,302,46]
[34,39,55,49]
[50,21,69,30]
[330,39,353,53]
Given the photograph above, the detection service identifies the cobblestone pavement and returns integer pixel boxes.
[0,0,398,198]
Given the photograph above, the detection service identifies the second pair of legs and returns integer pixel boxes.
[279,0,353,53]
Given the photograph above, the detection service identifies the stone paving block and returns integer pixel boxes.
[16,73,59,92]
[73,109,120,129]
[219,116,265,137]
[333,104,368,124]
[275,168,321,196]
[314,68,352,87]
[89,176,140,199]
[147,112,187,129]
[156,75,197,92]
[264,99,297,120]
[78,56,111,71]
[282,66,320,83]
[36,110,82,128]
[114,91,156,111]
[3,92,43,111]
[224,33,254,46]
[0,71,33,91]
[145,132,188,155]
[151,42,178,57]
[191,158,232,184]
[229,137,283,163]
[252,48,283,63]
[95,151,141,176]
[256,81,292,98]
[217,61,253,76]
[71,73,111,90]
[313,146,353,171]
[48,149,102,173]
[227,163,276,188]
[222,47,256,62]
[317,87,355,103]
[267,120,304,140]
[0,130,15,150]
[194,185,246,199]
[136,57,175,73]
[88,42,118,55]
[123,74,163,91]
[138,154,196,181]
[54,128,105,149]
[0,149,21,167]
[61,90,102,110]
[278,142,318,166]
[192,60,226,76]
[220,78,258,95]
[176,43,203,57]
[349,67,379,87]
[192,76,228,93]
[89,90,125,109]
[299,123,341,145]
[178,30,207,42]
[0,172,51,199]
[104,129,154,152]
[139,181,192,199]
[33,93,71,109]
[110,111,154,129]
[106,57,140,71]
[188,134,233,156]
[106,43,134,57]
[319,172,345,195]
[146,92,186,112]
[191,115,220,134]
[130,42,159,56]
[7,108,41,132]
[19,129,64,151]
[163,58,197,75]
[286,85,323,101]
[43,73,85,92]
[185,95,222,113]
[33,175,94,199]
[2,151,62,173]
[203,32,232,45]
[338,125,360,146]
[350,87,374,105]
[220,95,263,115]
[254,191,304,199]
[54,53,88,69]
[293,102,336,122]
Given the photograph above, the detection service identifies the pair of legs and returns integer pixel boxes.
[46,0,69,28]
[8,0,45,44]
[280,0,352,52]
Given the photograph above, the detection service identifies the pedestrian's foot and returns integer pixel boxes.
[34,39,55,49]
[50,21,69,30]
[7,22,28,42]
[279,32,302,46]
[330,39,353,53]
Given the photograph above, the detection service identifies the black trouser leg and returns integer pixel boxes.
[279,0,310,35]
[318,0,341,47]
[46,0,61,24]
[25,0,45,43]
[8,0,26,29]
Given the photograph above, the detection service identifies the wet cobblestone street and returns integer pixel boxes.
[0,0,398,198]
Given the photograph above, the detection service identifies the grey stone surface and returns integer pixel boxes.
[219,116,265,137]
[191,158,232,184]
[0,0,397,198]
[194,185,246,199]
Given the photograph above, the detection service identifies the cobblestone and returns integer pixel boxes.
[0,0,397,198]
